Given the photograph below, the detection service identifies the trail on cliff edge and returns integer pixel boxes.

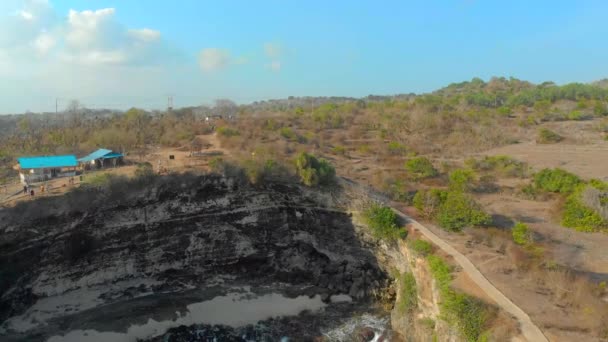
[392,209,548,342]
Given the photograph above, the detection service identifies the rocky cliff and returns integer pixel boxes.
[0,175,391,341]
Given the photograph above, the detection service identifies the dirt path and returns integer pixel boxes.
[394,209,548,342]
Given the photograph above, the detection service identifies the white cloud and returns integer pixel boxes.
[128,28,161,42]
[266,61,281,72]
[197,49,249,72]
[19,10,34,21]
[32,32,55,55]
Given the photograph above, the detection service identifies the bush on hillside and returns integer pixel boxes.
[512,222,532,245]
[294,152,336,187]
[279,127,298,141]
[410,239,433,256]
[436,191,491,231]
[413,189,448,218]
[449,168,476,192]
[397,272,418,313]
[533,168,581,194]
[387,141,407,155]
[465,155,529,178]
[536,128,563,144]
[217,126,240,137]
[427,254,492,341]
[405,157,438,180]
[362,203,405,240]
[567,110,585,121]
[562,183,608,232]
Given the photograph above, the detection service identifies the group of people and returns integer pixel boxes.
[22,177,76,198]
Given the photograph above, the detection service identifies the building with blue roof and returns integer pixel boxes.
[78,148,124,169]
[17,155,78,184]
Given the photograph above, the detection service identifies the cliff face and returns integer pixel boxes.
[386,240,460,342]
[0,175,390,341]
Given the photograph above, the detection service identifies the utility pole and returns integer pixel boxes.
[55,98,58,114]
[167,96,174,112]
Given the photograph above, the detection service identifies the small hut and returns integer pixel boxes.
[78,149,124,170]
[17,155,78,184]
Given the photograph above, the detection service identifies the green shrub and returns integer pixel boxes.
[405,157,438,179]
[428,254,490,341]
[294,152,336,186]
[362,203,405,240]
[397,272,418,313]
[519,184,539,199]
[441,291,490,342]
[512,222,531,245]
[412,189,448,218]
[411,239,433,256]
[263,119,281,130]
[562,185,608,232]
[437,192,491,231]
[332,145,347,156]
[567,110,585,121]
[279,127,297,140]
[428,255,452,292]
[465,155,528,178]
[384,180,414,203]
[533,168,581,194]
[536,128,563,144]
[449,168,476,192]
[497,106,512,116]
[594,102,608,116]
[217,126,240,137]
[388,141,407,155]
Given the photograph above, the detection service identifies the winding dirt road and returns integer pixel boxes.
[394,209,548,342]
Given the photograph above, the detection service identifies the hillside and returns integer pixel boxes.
[2,76,608,341]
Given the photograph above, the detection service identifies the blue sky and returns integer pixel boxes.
[0,0,607,113]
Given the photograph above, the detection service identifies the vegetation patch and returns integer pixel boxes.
[362,203,405,240]
[410,238,433,256]
[427,254,493,342]
[405,157,438,180]
[387,141,407,155]
[397,272,418,313]
[449,168,476,192]
[294,152,336,187]
[511,222,532,245]
[413,189,490,231]
[217,126,240,137]
[534,168,582,194]
[436,191,492,232]
[413,189,448,219]
[465,155,529,178]
[536,128,563,144]
[562,183,608,232]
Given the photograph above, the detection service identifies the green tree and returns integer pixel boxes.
[362,203,404,240]
[512,222,531,245]
[294,152,335,186]
[449,169,476,192]
[405,157,438,180]
[437,192,491,231]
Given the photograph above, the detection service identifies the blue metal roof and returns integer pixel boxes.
[18,155,78,169]
[78,149,113,162]
[100,152,124,159]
